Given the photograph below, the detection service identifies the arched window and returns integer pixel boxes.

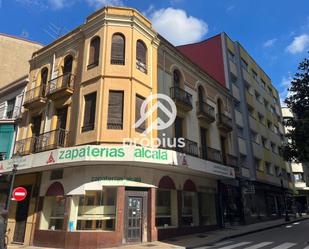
[88,36,100,69]
[63,55,73,74]
[173,69,181,88]
[136,40,147,73]
[158,176,176,189]
[111,33,125,65]
[198,86,206,103]
[40,67,48,96]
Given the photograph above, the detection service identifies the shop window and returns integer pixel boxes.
[76,188,117,231]
[40,182,65,230]
[135,95,146,133]
[82,92,96,132]
[107,91,124,130]
[200,192,217,226]
[181,191,199,226]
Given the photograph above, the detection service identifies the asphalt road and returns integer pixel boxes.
[196,219,309,249]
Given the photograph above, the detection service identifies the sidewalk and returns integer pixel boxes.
[8,216,308,249]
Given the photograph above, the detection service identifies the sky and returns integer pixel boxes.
[1,0,309,103]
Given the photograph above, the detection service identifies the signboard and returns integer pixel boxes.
[12,187,27,201]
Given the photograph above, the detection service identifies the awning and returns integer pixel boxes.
[67,180,156,195]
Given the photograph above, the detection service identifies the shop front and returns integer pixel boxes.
[0,145,235,248]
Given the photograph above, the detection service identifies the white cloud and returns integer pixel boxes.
[150,8,208,46]
[263,38,277,48]
[85,0,123,9]
[48,0,72,9]
[279,73,293,105]
[286,34,309,54]
[143,4,155,16]
[226,5,235,12]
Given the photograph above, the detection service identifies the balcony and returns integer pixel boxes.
[0,106,21,120]
[226,154,238,167]
[196,101,215,124]
[175,138,198,157]
[24,85,46,109]
[46,73,74,100]
[170,87,193,111]
[206,147,223,164]
[14,129,69,155]
[217,113,233,132]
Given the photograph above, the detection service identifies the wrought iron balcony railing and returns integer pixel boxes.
[217,113,233,132]
[175,138,198,157]
[111,58,125,65]
[207,147,223,164]
[47,73,75,96]
[226,154,238,168]
[14,129,69,155]
[170,87,193,110]
[24,85,46,106]
[196,101,215,123]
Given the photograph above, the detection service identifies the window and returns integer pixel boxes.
[261,136,268,149]
[6,98,16,119]
[258,113,264,124]
[135,95,146,133]
[254,91,261,102]
[136,40,147,73]
[252,70,258,81]
[237,126,244,138]
[270,106,275,114]
[156,190,171,227]
[50,169,63,180]
[240,154,247,168]
[268,86,273,96]
[173,69,181,87]
[275,166,280,177]
[63,55,73,74]
[255,158,263,171]
[241,58,248,71]
[267,120,272,130]
[88,36,100,69]
[274,125,279,134]
[271,142,277,153]
[82,92,96,132]
[40,67,48,96]
[111,33,125,65]
[251,130,259,144]
[294,173,304,182]
[248,105,254,117]
[264,99,269,109]
[107,91,124,130]
[181,191,199,226]
[76,188,117,231]
[228,50,236,63]
[261,79,266,89]
[265,162,273,175]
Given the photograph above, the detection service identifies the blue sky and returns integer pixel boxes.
[1,0,309,102]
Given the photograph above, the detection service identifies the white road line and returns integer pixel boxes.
[285,225,292,228]
[270,242,297,249]
[303,246,309,249]
[243,242,274,249]
[194,241,234,249]
[217,242,252,249]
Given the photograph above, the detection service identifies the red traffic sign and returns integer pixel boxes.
[12,187,27,201]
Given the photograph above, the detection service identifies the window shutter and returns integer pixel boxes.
[111,34,125,64]
[88,37,100,67]
[83,92,96,131]
[135,95,146,132]
[0,102,6,119]
[136,41,146,64]
[107,91,124,130]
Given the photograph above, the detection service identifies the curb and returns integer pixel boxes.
[187,217,308,249]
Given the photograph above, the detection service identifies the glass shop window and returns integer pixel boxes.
[181,191,199,227]
[200,193,217,226]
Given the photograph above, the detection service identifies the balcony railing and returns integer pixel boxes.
[226,154,238,168]
[47,73,75,96]
[175,138,198,157]
[170,87,193,110]
[14,129,69,155]
[196,101,215,123]
[34,129,69,152]
[217,113,233,132]
[207,147,222,164]
[24,85,46,106]
[0,106,21,120]
[111,58,125,65]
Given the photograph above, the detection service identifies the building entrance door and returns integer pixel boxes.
[13,185,32,243]
[125,190,148,243]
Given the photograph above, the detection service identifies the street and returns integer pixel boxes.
[195,219,309,249]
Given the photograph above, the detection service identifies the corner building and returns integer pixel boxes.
[0,7,236,248]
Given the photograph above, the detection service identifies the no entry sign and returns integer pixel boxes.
[12,187,27,201]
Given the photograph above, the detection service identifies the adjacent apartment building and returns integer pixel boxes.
[282,107,309,213]
[178,33,293,224]
[0,7,237,249]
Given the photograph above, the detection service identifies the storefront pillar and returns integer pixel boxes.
[148,187,157,242]
[117,186,125,244]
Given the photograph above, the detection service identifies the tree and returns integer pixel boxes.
[283,52,309,163]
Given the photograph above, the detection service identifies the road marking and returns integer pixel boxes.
[303,246,309,249]
[243,242,274,249]
[217,242,252,249]
[194,241,234,249]
[270,242,297,249]
[285,225,292,228]
[292,222,299,225]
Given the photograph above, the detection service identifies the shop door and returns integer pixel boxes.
[126,196,143,243]
[13,185,32,243]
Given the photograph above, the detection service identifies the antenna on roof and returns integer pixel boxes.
[43,22,66,40]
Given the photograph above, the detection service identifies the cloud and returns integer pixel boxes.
[286,34,309,54]
[85,0,123,9]
[143,4,155,16]
[226,5,235,12]
[279,73,293,105]
[263,38,277,48]
[150,8,208,46]
[15,0,48,10]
